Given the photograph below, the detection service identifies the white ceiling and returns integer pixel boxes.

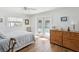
[0,7,56,15]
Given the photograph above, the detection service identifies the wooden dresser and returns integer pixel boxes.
[50,30,63,46]
[50,30,79,51]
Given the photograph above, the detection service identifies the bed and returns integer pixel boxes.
[0,30,35,52]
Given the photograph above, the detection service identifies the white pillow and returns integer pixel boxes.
[0,33,6,39]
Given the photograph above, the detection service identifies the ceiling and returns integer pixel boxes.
[0,7,56,15]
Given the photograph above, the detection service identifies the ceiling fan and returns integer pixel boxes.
[23,7,36,11]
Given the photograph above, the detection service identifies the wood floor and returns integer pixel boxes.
[18,36,73,52]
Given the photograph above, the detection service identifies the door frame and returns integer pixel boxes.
[36,16,52,37]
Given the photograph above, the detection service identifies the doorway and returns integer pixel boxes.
[37,17,52,38]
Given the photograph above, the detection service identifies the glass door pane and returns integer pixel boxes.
[44,20,50,36]
[37,20,43,34]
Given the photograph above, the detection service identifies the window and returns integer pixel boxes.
[8,17,23,27]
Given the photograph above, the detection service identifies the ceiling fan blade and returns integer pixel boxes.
[24,7,36,10]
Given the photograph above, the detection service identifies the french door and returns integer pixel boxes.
[37,17,51,37]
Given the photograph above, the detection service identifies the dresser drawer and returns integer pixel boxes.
[63,38,79,51]
[70,32,79,40]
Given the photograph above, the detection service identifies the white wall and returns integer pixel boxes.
[1,7,79,34]
[0,17,6,28]
[6,15,32,31]
[0,15,31,32]
[31,7,79,35]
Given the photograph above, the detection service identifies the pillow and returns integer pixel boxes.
[0,36,5,39]
[0,33,6,39]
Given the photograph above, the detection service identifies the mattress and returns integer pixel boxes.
[0,30,35,52]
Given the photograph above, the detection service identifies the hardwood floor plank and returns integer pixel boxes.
[18,37,73,52]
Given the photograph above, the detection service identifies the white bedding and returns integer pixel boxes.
[0,30,35,52]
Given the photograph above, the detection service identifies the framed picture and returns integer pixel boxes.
[25,19,29,25]
[61,17,67,21]
[0,18,3,22]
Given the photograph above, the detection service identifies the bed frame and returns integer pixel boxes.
[7,38,16,52]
